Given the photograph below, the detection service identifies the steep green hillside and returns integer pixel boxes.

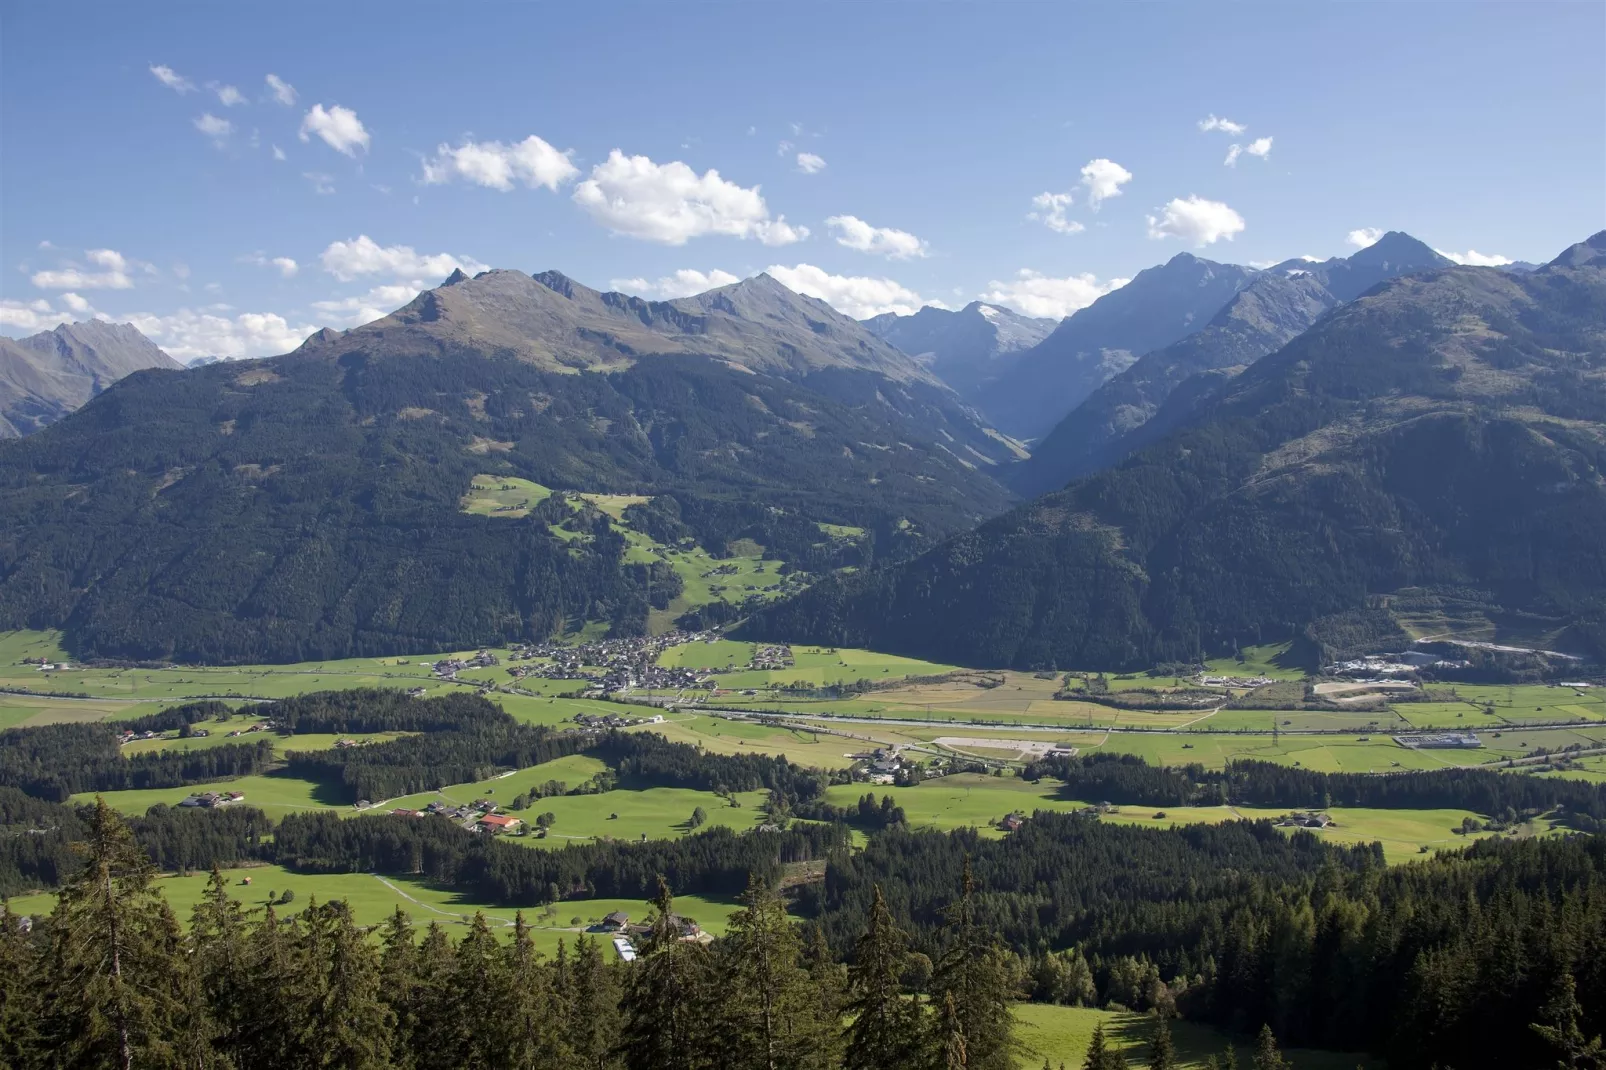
[745,235,1606,669]
[0,272,1015,663]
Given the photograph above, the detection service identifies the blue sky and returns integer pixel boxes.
[2,2,1602,359]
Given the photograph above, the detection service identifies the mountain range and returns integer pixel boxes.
[0,320,180,437]
[744,231,1606,670]
[1010,232,1453,494]
[969,253,1261,440]
[860,301,1056,397]
[0,268,1018,662]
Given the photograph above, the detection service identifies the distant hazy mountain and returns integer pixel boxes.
[0,268,1017,663]
[1012,232,1451,494]
[861,301,1056,397]
[187,355,224,368]
[745,231,1606,670]
[973,253,1260,440]
[0,320,180,437]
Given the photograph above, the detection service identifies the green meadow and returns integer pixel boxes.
[1012,1004,1370,1069]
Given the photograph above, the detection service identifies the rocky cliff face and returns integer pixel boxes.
[1,320,180,436]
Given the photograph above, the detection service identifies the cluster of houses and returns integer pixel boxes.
[572,711,665,729]
[178,791,246,808]
[1197,673,1274,688]
[385,798,526,834]
[224,723,274,738]
[502,631,724,694]
[751,644,794,671]
[591,909,707,960]
[1276,810,1336,829]
[431,650,500,679]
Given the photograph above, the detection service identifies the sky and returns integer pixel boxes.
[2,2,1603,361]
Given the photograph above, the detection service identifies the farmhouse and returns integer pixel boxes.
[477,813,522,834]
[178,791,245,808]
[999,813,1025,832]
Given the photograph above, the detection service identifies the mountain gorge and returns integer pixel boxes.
[0,320,180,437]
[0,269,1018,663]
[970,253,1260,440]
[1012,232,1453,494]
[860,301,1056,397]
[744,232,1606,670]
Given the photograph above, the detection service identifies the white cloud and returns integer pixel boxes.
[1198,114,1247,135]
[1147,195,1246,245]
[1029,191,1084,235]
[318,235,488,282]
[311,282,425,327]
[421,135,578,192]
[265,74,297,106]
[215,84,246,107]
[299,103,369,156]
[127,308,321,361]
[825,215,928,259]
[1437,248,1513,267]
[303,172,335,195]
[763,264,924,319]
[978,270,1129,320]
[194,113,232,145]
[149,64,195,93]
[1080,158,1132,209]
[1227,136,1273,166]
[272,144,287,161]
[572,150,807,245]
[242,253,299,277]
[31,248,134,290]
[1347,227,1384,248]
[795,152,827,175]
[609,269,741,299]
[0,298,84,332]
[60,292,93,314]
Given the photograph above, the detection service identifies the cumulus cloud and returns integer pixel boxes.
[215,84,246,107]
[319,235,488,282]
[265,74,297,106]
[572,151,807,245]
[194,113,233,145]
[299,103,369,156]
[1226,136,1274,166]
[60,292,93,314]
[421,135,579,192]
[31,248,134,290]
[825,215,928,259]
[1347,227,1385,248]
[1437,248,1513,267]
[310,282,426,327]
[609,269,742,299]
[978,270,1129,320]
[795,152,827,174]
[1080,158,1132,209]
[242,253,299,277]
[1198,114,1246,135]
[1029,191,1084,234]
[1147,195,1246,245]
[127,308,322,361]
[149,64,195,93]
[763,264,924,319]
[303,172,335,195]
[1,298,83,332]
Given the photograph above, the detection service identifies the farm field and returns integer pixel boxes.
[823,774,1506,861]
[3,863,740,957]
[1012,1004,1369,1069]
[73,772,342,815]
[637,714,859,769]
[458,474,553,517]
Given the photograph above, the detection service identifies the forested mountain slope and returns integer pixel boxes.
[1012,232,1451,494]
[0,320,180,438]
[972,253,1259,440]
[744,233,1606,669]
[0,271,1015,663]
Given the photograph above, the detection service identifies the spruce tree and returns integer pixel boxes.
[929,859,1017,1070]
[619,877,714,1070]
[843,885,922,1070]
[41,798,192,1070]
[304,899,393,1069]
[505,911,565,1069]
[1530,971,1606,1070]
[1251,1025,1286,1070]
[800,926,846,1070]
[453,911,516,1068]
[563,934,623,1070]
[378,907,421,1070]
[1080,1023,1124,1070]
[0,903,42,1070]
[1147,1015,1178,1070]
[721,874,822,1070]
[411,921,459,1070]
[191,865,250,1057]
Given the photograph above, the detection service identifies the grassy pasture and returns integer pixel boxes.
[1012,1004,1369,1069]
[459,474,553,517]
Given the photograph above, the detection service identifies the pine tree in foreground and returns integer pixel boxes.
[929,858,1018,1070]
[842,885,923,1070]
[620,877,715,1070]
[1251,1024,1287,1070]
[1080,1022,1125,1070]
[1148,1015,1178,1070]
